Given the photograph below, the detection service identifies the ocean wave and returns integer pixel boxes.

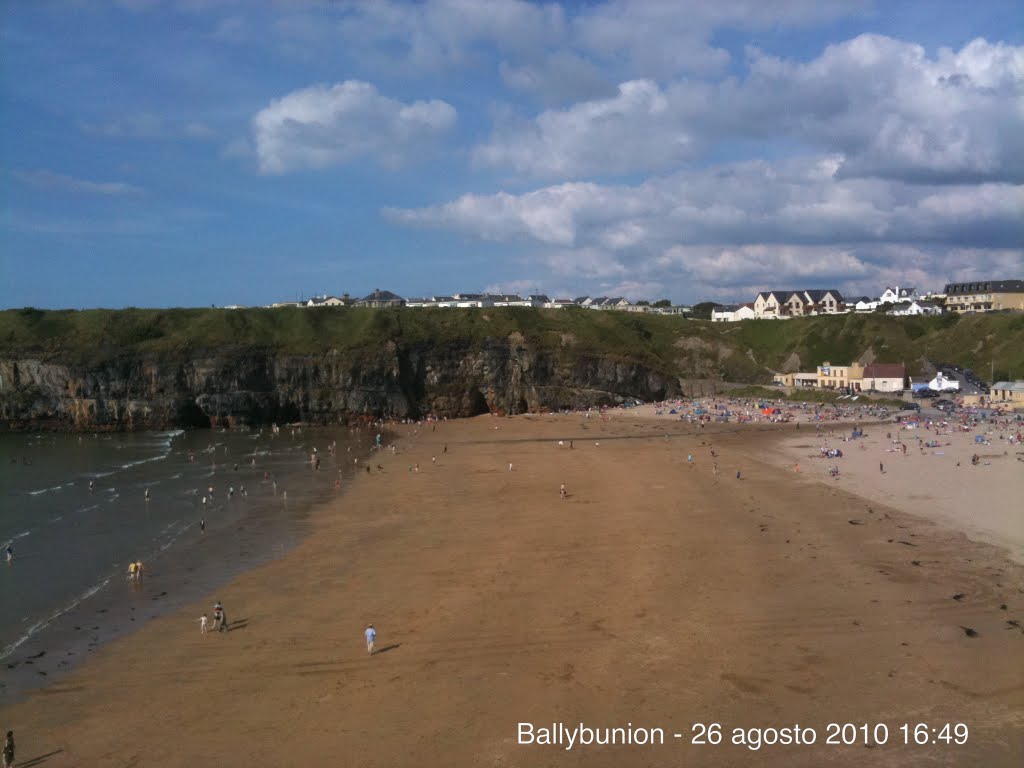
[27,483,66,496]
[1,530,31,550]
[0,577,111,661]
[158,520,195,552]
[120,454,169,470]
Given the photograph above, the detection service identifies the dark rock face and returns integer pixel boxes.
[0,339,681,431]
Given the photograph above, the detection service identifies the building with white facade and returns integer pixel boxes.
[879,286,916,304]
[887,300,944,316]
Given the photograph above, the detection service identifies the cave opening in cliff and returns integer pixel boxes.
[467,388,490,417]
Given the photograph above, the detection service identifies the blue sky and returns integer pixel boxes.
[1,0,1021,309]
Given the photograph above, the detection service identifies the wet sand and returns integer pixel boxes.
[1,413,1021,767]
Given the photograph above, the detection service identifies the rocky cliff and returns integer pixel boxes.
[0,338,686,431]
[6,306,1017,431]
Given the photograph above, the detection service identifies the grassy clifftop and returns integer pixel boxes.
[1,307,1022,383]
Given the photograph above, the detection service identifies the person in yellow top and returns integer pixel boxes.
[128,561,137,581]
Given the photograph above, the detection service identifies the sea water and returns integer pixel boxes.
[0,424,375,698]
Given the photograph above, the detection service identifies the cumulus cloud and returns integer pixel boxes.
[736,35,1024,182]
[251,81,456,173]
[499,52,615,104]
[11,169,142,196]
[473,35,1024,183]
[392,155,1023,248]
[330,0,865,81]
[335,0,566,74]
[387,153,1023,299]
[473,80,696,178]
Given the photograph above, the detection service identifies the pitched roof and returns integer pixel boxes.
[863,363,906,379]
[360,289,404,302]
[804,289,844,302]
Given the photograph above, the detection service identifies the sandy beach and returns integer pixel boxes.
[2,410,1022,767]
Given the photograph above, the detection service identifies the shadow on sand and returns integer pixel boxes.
[20,749,65,767]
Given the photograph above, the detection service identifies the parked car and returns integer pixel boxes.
[901,403,921,411]
[934,400,956,412]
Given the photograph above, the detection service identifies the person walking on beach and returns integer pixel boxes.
[3,730,13,768]
[879,462,884,474]
[560,483,567,499]
[135,560,144,582]
[365,624,376,655]
[128,561,137,581]
[198,614,208,634]
[5,546,12,564]
[200,518,205,533]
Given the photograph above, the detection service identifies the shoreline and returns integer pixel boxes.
[0,424,391,702]
[2,412,1021,766]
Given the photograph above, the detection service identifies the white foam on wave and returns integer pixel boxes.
[1,530,31,550]
[0,576,111,660]
[158,520,195,552]
[120,453,168,470]
[28,484,65,496]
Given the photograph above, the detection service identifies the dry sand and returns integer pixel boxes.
[2,412,1022,767]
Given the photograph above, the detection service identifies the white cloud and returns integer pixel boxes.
[329,0,866,81]
[473,35,1024,182]
[499,52,614,104]
[335,0,565,74]
[251,80,456,173]
[11,170,142,196]
[473,79,695,178]
[387,153,1023,300]
[737,35,1024,182]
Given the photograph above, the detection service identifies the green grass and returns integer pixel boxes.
[1,307,1022,385]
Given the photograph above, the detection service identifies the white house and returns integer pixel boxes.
[929,372,959,392]
[861,363,907,392]
[489,294,530,307]
[888,299,944,316]
[451,293,494,308]
[879,286,916,304]
[753,291,792,317]
[848,296,879,312]
[306,295,349,307]
[711,304,756,322]
[544,299,575,309]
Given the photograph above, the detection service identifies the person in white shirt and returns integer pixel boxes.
[365,624,376,655]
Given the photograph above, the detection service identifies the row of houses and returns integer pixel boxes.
[713,280,1023,322]
[272,290,693,315]
[773,361,908,392]
[712,289,849,322]
[269,278,1022,318]
[712,286,940,322]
